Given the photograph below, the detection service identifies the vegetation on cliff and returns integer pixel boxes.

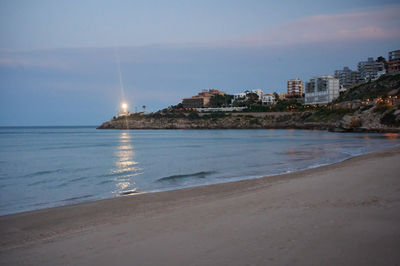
[334,74,400,103]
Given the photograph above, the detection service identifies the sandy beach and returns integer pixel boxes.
[1,146,400,265]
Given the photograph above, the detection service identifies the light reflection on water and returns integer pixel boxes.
[112,132,141,195]
[384,133,399,139]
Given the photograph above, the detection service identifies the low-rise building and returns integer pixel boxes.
[305,75,339,105]
[233,92,246,101]
[261,93,276,104]
[182,97,206,108]
[358,57,385,81]
[262,94,276,105]
[388,49,400,74]
[182,89,225,108]
[287,78,303,96]
[334,67,360,88]
[231,92,246,104]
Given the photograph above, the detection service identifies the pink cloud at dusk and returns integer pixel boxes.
[241,5,400,46]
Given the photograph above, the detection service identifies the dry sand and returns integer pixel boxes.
[1,147,400,265]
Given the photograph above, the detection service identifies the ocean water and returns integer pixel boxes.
[0,127,399,215]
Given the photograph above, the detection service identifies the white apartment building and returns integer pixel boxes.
[305,75,339,105]
[231,92,246,104]
[231,92,246,103]
[262,94,276,104]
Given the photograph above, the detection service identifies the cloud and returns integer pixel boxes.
[1,5,399,74]
[240,5,400,46]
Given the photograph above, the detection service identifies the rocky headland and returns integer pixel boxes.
[98,74,400,133]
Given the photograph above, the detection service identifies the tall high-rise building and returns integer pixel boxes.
[357,57,385,81]
[287,78,303,96]
[305,75,339,105]
[334,67,360,88]
[388,50,400,74]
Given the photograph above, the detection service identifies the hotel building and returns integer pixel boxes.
[357,57,385,81]
[305,75,339,105]
[182,89,225,108]
[334,67,360,89]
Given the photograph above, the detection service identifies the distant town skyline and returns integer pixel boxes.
[1,1,399,125]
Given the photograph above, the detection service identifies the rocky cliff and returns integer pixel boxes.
[98,74,400,132]
[333,74,400,132]
[98,112,335,130]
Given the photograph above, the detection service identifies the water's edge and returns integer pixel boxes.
[2,144,398,217]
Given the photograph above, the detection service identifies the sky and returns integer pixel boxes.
[0,0,400,126]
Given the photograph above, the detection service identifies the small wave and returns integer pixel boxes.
[22,169,63,178]
[97,179,113,185]
[288,156,315,162]
[69,176,90,182]
[54,182,69,188]
[339,150,363,157]
[28,179,52,186]
[61,194,93,202]
[276,150,315,156]
[119,189,139,196]
[95,171,143,180]
[110,167,141,175]
[40,176,91,188]
[177,145,202,148]
[70,167,93,173]
[31,201,52,207]
[157,171,216,182]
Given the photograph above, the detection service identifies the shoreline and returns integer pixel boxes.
[1,143,397,217]
[1,146,400,265]
[97,126,400,133]
[145,144,397,194]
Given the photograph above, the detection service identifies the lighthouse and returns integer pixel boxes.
[117,102,130,117]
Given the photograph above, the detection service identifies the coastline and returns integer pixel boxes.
[1,146,400,265]
[97,112,400,133]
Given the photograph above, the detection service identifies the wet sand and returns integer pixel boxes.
[1,147,400,265]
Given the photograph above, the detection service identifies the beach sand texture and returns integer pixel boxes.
[1,147,400,265]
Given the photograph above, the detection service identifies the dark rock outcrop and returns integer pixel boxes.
[98,112,336,130]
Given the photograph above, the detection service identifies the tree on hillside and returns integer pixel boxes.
[376,56,388,71]
[209,94,234,107]
[232,99,247,107]
[245,92,259,105]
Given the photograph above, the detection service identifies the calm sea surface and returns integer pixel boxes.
[0,127,399,215]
